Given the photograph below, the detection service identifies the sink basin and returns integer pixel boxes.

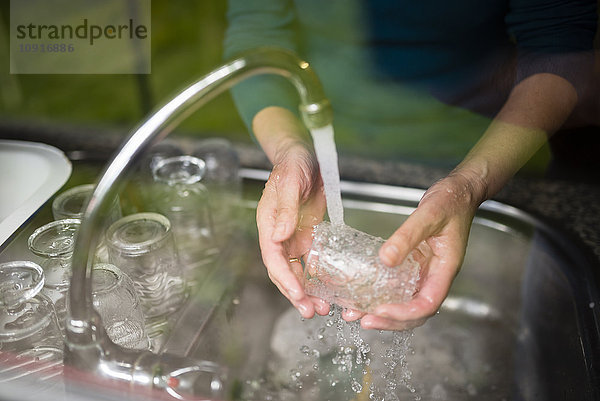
[0,166,598,401]
[174,169,600,401]
[0,140,71,246]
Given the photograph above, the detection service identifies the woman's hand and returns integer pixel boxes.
[253,107,330,318]
[353,74,576,330]
[355,168,487,331]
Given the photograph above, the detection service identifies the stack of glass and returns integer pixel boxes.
[136,141,185,181]
[192,138,242,237]
[0,261,63,386]
[27,219,80,331]
[151,155,217,274]
[91,263,150,350]
[105,212,187,319]
[134,141,185,210]
[51,183,122,263]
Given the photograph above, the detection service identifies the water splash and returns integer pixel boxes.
[291,306,419,400]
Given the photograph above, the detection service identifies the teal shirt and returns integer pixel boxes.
[224,0,597,163]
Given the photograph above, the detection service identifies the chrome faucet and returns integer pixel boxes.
[65,47,333,398]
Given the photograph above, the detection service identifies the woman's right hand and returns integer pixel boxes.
[253,107,330,318]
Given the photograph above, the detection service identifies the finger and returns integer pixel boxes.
[285,228,314,265]
[309,296,331,315]
[342,308,365,322]
[266,269,316,318]
[260,243,305,302]
[272,178,302,242]
[294,261,330,316]
[360,314,426,331]
[290,297,316,319]
[257,190,305,303]
[372,252,459,322]
[288,259,305,282]
[379,207,443,267]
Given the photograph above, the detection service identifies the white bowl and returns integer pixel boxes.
[0,140,71,245]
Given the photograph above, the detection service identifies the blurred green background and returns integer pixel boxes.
[0,0,553,173]
[0,1,247,138]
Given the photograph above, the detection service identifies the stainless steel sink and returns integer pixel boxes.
[165,168,600,401]
[1,166,599,401]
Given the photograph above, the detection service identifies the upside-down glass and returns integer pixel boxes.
[303,221,424,312]
[52,183,122,263]
[0,261,63,385]
[27,218,80,331]
[137,140,184,179]
[151,155,217,272]
[105,212,187,318]
[91,263,150,350]
[133,141,186,213]
[191,138,242,236]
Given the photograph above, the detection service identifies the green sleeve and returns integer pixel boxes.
[224,0,301,134]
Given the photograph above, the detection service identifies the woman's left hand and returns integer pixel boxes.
[348,168,487,331]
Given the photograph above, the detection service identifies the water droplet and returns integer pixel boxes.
[351,378,363,393]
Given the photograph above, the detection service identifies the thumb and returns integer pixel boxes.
[271,177,302,242]
[379,207,441,267]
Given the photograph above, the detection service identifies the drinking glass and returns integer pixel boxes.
[91,263,150,350]
[52,184,122,263]
[105,212,187,318]
[152,155,217,272]
[192,138,242,236]
[0,261,63,384]
[191,138,240,187]
[28,219,80,331]
[52,184,121,222]
[303,222,424,312]
[133,141,186,213]
[137,140,184,179]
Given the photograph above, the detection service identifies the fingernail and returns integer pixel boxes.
[382,244,399,263]
[316,300,330,314]
[272,222,287,240]
[297,303,308,315]
[345,309,358,319]
[315,298,328,306]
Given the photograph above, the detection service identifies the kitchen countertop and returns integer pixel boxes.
[1,120,599,273]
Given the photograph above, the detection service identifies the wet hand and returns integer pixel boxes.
[359,169,487,331]
[256,142,329,319]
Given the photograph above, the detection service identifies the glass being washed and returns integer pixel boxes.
[304,222,422,312]
[92,264,150,350]
[105,212,187,318]
[152,155,216,270]
[0,261,63,384]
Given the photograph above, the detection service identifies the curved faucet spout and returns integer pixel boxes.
[65,47,333,392]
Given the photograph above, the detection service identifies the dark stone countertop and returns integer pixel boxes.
[1,120,599,271]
